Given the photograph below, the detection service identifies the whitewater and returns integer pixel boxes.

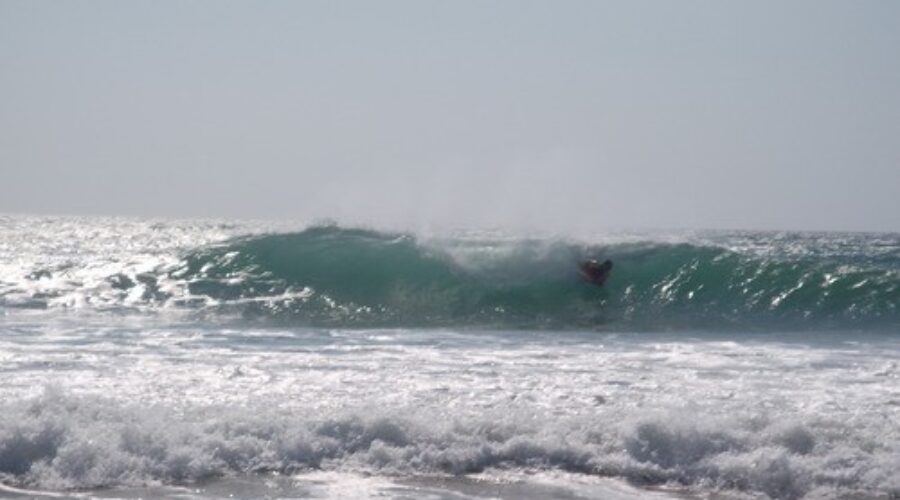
[0,215,898,499]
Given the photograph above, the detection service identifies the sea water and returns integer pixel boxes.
[0,215,897,499]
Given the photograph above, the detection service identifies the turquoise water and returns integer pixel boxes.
[4,220,897,330]
[178,225,900,329]
[0,216,897,499]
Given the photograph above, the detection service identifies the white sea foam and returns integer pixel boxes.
[0,215,301,312]
[0,322,897,499]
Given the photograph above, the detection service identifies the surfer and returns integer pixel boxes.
[580,259,613,286]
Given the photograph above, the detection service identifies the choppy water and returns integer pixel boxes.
[0,215,898,499]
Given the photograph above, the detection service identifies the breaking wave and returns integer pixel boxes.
[2,225,899,330]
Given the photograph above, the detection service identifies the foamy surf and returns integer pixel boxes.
[1,323,898,499]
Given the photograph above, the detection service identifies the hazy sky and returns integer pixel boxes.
[2,1,899,232]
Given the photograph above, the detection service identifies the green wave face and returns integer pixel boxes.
[178,226,900,330]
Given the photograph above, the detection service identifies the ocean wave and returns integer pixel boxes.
[0,389,896,499]
[2,224,899,330]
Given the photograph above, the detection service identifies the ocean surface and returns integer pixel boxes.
[0,215,898,499]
